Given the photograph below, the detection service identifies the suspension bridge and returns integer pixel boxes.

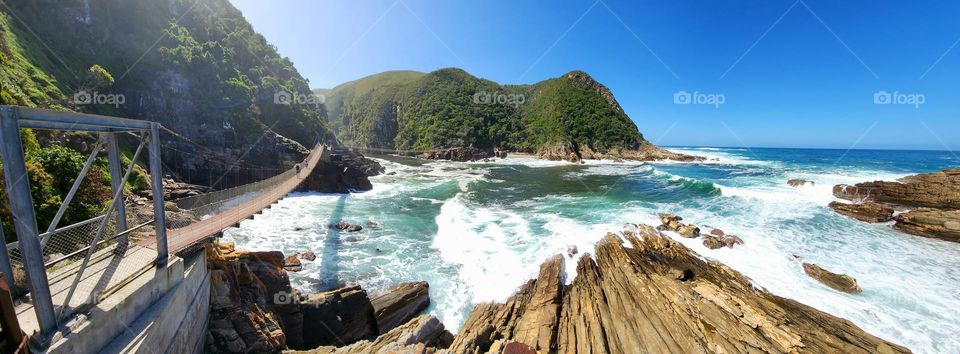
[0,105,326,351]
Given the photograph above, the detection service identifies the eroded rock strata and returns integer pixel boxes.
[443,225,908,354]
[298,150,385,193]
[833,169,960,241]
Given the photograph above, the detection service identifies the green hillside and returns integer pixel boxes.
[319,68,649,158]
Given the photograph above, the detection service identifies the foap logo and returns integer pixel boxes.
[674,90,725,108]
[273,290,298,305]
[74,90,125,108]
[473,91,525,108]
[873,90,925,108]
[274,90,324,107]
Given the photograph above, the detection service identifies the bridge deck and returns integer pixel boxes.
[141,145,323,253]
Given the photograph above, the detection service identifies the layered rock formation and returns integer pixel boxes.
[802,263,863,294]
[441,225,907,354]
[828,201,894,223]
[205,242,435,353]
[417,147,493,162]
[833,169,960,242]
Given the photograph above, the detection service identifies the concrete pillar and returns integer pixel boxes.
[0,106,57,338]
[149,123,168,265]
[106,133,128,246]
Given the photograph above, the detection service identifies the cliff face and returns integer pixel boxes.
[440,225,910,354]
[2,0,337,186]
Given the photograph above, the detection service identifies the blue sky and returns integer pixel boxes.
[229,0,960,150]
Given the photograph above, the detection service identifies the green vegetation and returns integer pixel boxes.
[321,68,646,153]
[1,0,334,241]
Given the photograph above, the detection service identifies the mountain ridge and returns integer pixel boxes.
[316,68,695,162]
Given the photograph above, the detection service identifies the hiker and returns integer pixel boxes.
[295,163,302,176]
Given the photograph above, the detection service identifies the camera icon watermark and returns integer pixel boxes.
[873,90,924,108]
[273,290,298,305]
[74,90,125,108]
[472,91,525,108]
[274,90,324,107]
[674,90,725,108]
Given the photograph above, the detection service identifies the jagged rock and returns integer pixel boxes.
[298,151,383,193]
[566,245,578,257]
[300,286,379,348]
[298,251,317,261]
[703,236,724,249]
[893,208,960,242]
[371,282,431,334]
[419,147,491,161]
[206,242,293,352]
[802,263,862,294]
[721,234,744,248]
[833,169,960,209]
[333,222,363,232]
[290,315,453,354]
[677,224,700,238]
[656,213,683,231]
[829,201,895,223]
[284,255,303,272]
[446,226,908,353]
[788,178,814,187]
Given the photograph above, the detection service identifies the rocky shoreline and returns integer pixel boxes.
[208,223,911,353]
[390,143,702,163]
[831,169,960,242]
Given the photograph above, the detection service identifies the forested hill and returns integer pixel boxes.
[0,0,335,240]
[2,0,335,181]
[318,68,670,160]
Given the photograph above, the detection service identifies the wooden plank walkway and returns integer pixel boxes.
[141,145,324,253]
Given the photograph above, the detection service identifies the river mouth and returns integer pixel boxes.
[223,147,960,353]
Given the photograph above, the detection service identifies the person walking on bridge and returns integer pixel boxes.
[295,162,302,177]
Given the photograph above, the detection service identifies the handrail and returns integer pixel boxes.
[43,220,154,268]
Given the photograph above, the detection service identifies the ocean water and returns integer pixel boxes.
[223,147,960,353]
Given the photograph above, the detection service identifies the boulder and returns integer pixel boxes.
[300,286,379,348]
[721,234,744,248]
[284,255,303,272]
[370,282,431,334]
[444,227,907,354]
[829,201,895,223]
[703,236,724,249]
[709,228,725,237]
[305,315,453,354]
[802,263,862,294]
[677,224,700,238]
[297,151,383,193]
[788,178,814,187]
[298,251,317,261]
[419,147,491,162]
[333,222,363,232]
[656,213,684,232]
[893,208,960,243]
[833,169,960,209]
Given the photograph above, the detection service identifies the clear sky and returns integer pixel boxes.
[229,0,960,150]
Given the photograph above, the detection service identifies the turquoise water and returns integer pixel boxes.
[224,147,960,353]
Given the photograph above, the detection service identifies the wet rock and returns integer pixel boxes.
[802,263,862,294]
[829,201,895,223]
[444,226,907,353]
[703,236,724,249]
[300,286,379,348]
[656,213,683,231]
[333,222,363,232]
[709,228,725,237]
[566,245,578,257]
[284,255,303,272]
[297,251,317,261]
[370,282,431,334]
[893,208,960,243]
[833,169,960,209]
[298,151,383,193]
[306,315,452,354]
[677,224,700,238]
[366,221,381,230]
[788,178,814,187]
[502,341,537,354]
[721,234,744,248]
[419,147,491,162]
